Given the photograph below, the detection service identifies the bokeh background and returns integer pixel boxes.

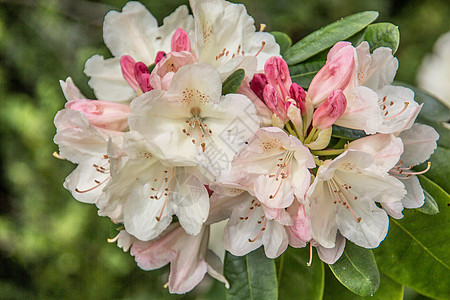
[0,0,449,299]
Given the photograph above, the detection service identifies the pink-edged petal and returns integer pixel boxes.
[315,232,346,264]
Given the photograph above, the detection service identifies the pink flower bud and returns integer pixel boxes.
[289,83,306,115]
[134,62,152,93]
[263,84,287,121]
[264,56,292,99]
[308,42,356,106]
[171,28,191,52]
[120,55,139,92]
[154,51,166,65]
[65,99,130,132]
[250,73,267,100]
[312,89,347,129]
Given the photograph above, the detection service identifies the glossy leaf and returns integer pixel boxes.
[331,125,367,140]
[363,23,400,53]
[329,242,380,296]
[277,247,324,300]
[222,69,245,95]
[271,31,292,56]
[284,11,379,65]
[324,268,403,300]
[373,191,450,299]
[224,248,278,300]
[416,174,447,215]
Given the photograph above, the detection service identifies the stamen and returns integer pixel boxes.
[107,233,120,243]
[259,24,266,32]
[307,243,313,266]
[384,102,409,121]
[53,151,65,160]
[75,176,110,193]
[154,168,176,221]
[254,41,266,57]
[248,216,266,242]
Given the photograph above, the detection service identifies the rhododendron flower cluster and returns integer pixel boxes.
[53,0,439,295]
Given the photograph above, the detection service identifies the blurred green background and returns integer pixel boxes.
[0,0,448,299]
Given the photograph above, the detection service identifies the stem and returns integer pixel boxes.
[285,122,297,137]
[311,148,345,156]
[277,252,285,287]
[304,127,317,144]
[333,138,348,149]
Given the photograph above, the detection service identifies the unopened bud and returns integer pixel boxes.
[289,83,306,115]
[120,55,139,92]
[250,73,267,100]
[171,28,191,52]
[264,56,291,99]
[134,62,152,93]
[154,51,166,65]
[263,84,287,122]
[312,89,347,129]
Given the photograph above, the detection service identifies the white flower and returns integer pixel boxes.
[85,2,194,102]
[306,147,406,249]
[128,63,260,181]
[97,131,210,241]
[189,0,280,77]
[231,127,315,209]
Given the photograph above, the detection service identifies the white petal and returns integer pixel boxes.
[399,123,439,166]
[171,168,210,236]
[60,77,86,101]
[363,47,398,90]
[261,220,289,258]
[336,197,389,248]
[103,1,158,62]
[206,250,229,288]
[84,55,135,102]
[336,86,383,134]
[254,175,295,209]
[316,232,346,264]
[307,179,338,248]
[63,157,109,204]
[124,181,173,241]
[376,85,422,134]
[348,134,403,172]
[401,175,425,209]
[381,200,404,219]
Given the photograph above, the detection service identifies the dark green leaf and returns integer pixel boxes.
[289,51,327,88]
[277,247,324,300]
[222,69,245,95]
[331,125,367,140]
[416,175,447,215]
[324,268,403,300]
[363,23,400,53]
[224,248,278,300]
[329,242,380,296]
[373,191,450,299]
[271,31,292,56]
[284,11,379,65]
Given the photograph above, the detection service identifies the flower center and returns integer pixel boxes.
[181,107,213,152]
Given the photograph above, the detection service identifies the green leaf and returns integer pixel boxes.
[331,125,367,140]
[284,11,379,65]
[324,268,403,300]
[416,174,448,215]
[222,69,245,95]
[289,51,327,88]
[277,247,324,300]
[328,242,380,296]
[373,191,450,299]
[271,31,292,56]
[363,23,400,53]
[224,248,278,300]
